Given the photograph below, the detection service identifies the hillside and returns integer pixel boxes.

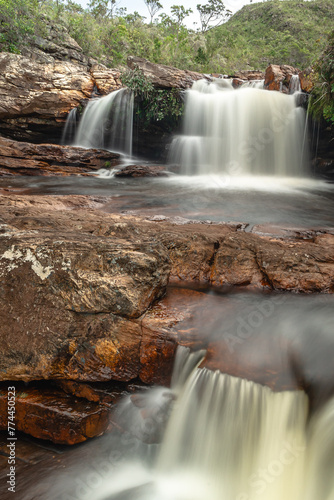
[207,0,334,73]
[0,1,333,73]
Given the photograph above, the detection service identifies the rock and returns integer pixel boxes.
[232,78,245,89]
[90,64,122,95]
[0,384,110,444]
[0,53,94,142]
[0,53,123,142]
[0,217,170,382]
[114,164,169,177]
[232,70,265,81]
[0,136,120,176]
[299,67,314,93]
[127,56,210,89]
[264,64,300,93]
[0,195,333,387]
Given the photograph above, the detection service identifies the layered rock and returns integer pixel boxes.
[0,136,120,176]
[0,53,124,143]
[0,53,94,142]
[0,385,110,444]
[127,56,210,89]
[231,70,265,81]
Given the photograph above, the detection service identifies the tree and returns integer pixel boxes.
[170,5,193,28]
[143,0,163,24]
[88,0,117,18]
[197,0,231,32]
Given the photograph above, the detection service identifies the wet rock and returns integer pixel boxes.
[0,385,110,444]
[114,164,169,177]
[264,64,300,93]
[0,136,120,176]
[56,379,136,405]
[127,56,210,89]
[0,221,170,382]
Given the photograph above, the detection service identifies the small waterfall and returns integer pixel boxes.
[73,88,134,156]
[93,346,334,500]
[61,107,78,145]
[241,79,265,89]
[169,79,308,176]
[289,74,301,94]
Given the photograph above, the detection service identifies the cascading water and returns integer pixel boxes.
[61,107,78,145]
[70,88,134,156]
[289,74,302,94]
[169,79,308,176]
[90,346,334,500]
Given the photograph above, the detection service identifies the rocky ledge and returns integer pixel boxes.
[0,193,333,442]
[0,136,120,176]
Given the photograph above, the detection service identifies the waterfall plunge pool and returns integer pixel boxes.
[1,174,334,230]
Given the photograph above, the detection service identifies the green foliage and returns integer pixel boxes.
[309,30,334,125]
[0,0,43,53]
[1,0,333,74]
[197,0,231,32]
[121,67,184,129]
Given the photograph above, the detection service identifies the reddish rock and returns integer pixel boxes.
[264,64,300,93]
[127,56,210,89]
[299,67,314,93]
[0,385,110,444]
[0,136,120,176]
[114,164,169,177]
[232,78,245,89]
[232,70,265,81]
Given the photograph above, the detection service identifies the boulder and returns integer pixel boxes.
[0,384,110,444]
[264,64,300,93]
[0,218,170,382]
[114,164,169,177]
[0,136,120,176]
[127,56,210,89]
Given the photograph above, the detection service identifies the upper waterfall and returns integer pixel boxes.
[169,79,309,177]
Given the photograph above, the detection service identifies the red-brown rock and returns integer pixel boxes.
[0,385,110,444]
[264,64,300,93]
[0,136,120,176]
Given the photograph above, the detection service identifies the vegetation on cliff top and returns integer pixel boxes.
[0,0,333,74]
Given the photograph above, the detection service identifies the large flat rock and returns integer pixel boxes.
[0,136,120,176]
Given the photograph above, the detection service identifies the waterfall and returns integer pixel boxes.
[169,79,309,177]
[61,107,78,145]
[71,88,134,156]
[289,75,301,94]
[93,346,334,500]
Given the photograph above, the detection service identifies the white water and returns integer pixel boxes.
[73,88,134,156]
[90,346,334,500]
[289,75,302,94]
[61,107,78,145]
[169,79,308,177]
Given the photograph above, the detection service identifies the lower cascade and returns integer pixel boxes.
[93,347,334,500]
[169,79,308,177]
[67,88,134,156]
